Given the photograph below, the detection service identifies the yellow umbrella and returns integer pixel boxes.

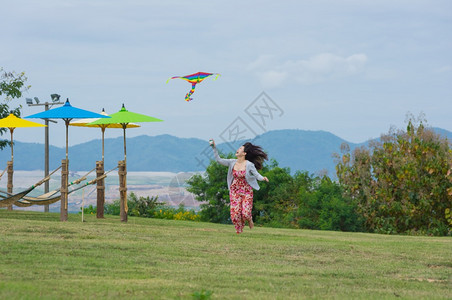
[0,113,46,163]
[69,109,140,161]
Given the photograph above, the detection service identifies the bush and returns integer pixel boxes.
[104,193,162,217]
[104,200,120,216]
[127,192,163,218]
[79,205,97,215]
[104,193,201,222]
[153,204,200,221]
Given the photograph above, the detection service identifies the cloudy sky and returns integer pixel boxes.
[2,0,451,147]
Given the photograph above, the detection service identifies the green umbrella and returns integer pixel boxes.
[87,104,163,162]
[69,109,140,162]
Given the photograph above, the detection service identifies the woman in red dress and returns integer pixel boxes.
[211,139,269,234]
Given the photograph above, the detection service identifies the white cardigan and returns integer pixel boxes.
[213,147,265,190]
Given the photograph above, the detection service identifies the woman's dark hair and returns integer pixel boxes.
[243,142,268,170]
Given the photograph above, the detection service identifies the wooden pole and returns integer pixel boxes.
[60,159,68,221]
[118,160,127,222]
[96,160,105,219]
[7,161,13,211]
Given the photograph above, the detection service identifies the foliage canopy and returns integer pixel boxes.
[187,151,363,232]
[0,67,29,149]
[335,118,452,235]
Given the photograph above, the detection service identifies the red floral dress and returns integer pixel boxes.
[230,169,254,234]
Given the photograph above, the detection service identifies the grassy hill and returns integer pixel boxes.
[0,210,450,299]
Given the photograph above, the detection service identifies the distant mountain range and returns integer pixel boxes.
[1,128,450,177]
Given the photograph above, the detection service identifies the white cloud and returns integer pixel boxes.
[246,55,275,71]
[257,70,288,89]
[435,65,452,73]
[249,53,368,87]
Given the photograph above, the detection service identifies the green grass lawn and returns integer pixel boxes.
[0,210,450,299]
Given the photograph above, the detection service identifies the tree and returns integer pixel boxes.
[187,154,363,232]
[252,159,294,225]
[186,152,232,223]
[255,166,362,231]
[335,117,452,235]
[296,176,363,231]
[0,68,29,149]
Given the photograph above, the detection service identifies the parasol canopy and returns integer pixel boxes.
[69,109,140,161]
[25,99,110,160]
[88,104,163,161]
[0,113,46,162]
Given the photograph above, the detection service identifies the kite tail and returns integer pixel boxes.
[166,76,181,84]
[185,83,197,102]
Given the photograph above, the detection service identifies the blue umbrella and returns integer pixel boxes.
[25,99,110,160]
[26,99,109,222]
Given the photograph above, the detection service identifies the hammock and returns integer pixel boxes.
[0,166,61,208]
[0,186,35,208]
[14,194,61,207]
[15,175,106,207]
[13,166,116,207]
[0,166,95,202]
[23,167,97,200]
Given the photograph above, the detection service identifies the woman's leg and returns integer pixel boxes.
[230,192,244,233]
[242,194,254,229]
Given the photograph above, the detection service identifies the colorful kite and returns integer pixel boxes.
[167,72,220,102]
